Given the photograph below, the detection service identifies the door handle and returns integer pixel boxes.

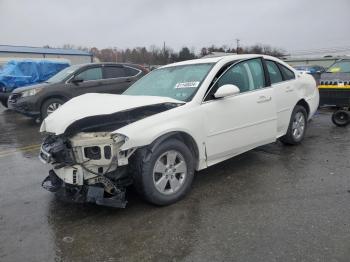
[257,96,272,103]
[125,78,132,82]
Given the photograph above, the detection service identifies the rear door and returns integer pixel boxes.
[100,65,142,94]
[265,60,298,137]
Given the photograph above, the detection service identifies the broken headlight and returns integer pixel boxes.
[39,135,75,166]
[84,146,101,160]
[112,133,128,144]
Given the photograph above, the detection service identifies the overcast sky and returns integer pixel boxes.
[0,0,349,53]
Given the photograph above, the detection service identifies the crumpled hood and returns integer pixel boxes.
[40,93,184,135]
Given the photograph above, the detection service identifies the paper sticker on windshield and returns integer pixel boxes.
[175,81,200,89]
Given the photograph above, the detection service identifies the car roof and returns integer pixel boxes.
[70,62,140,68]
[160,54,268,68]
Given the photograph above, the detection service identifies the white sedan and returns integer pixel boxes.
[39,54,319,208]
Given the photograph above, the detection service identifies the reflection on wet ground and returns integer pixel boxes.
[0,106,349,262]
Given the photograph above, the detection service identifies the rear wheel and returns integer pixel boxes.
[280,105,308,145]
[332,110,349,127]
[131,138,195,206]
[41,98,64,120]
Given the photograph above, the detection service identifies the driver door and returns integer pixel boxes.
[202,58,277,165]
[69,66,104,97]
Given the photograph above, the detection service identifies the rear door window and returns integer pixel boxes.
[103,66,126,79]
[266,60,283,84]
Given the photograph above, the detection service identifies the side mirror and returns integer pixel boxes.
[71,77,84,84]
[214,84,240,99]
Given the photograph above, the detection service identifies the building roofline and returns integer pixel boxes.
[0,44,92,56]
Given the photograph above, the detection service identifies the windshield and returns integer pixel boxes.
[45,64,82,83]
[327,60,350,73]
[123,63,213,101]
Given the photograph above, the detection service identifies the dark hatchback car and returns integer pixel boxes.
[8,63,148,121]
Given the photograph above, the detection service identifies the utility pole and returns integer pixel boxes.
[236,38,240,54]
[113,47,117,62]
[163,41,167,64]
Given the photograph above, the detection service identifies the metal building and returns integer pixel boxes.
[0,45,93,66]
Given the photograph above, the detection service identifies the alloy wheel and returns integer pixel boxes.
[152,150,187,195]
[292,112,305,140]
[46,102,61,115]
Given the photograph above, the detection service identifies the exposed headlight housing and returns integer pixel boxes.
[21,87,43,97]
[112,133,128,144]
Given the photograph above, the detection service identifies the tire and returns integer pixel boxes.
[280,105,308,145]
[41,98,64,120]
[0,100,8,108]
[332,110,349,127]
[131,138,195,206]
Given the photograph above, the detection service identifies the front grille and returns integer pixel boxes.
[8,93,22,103]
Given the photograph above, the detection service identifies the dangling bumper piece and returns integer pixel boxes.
[42,170,127,208]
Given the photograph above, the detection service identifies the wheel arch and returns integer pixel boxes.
[146,131,200,170]
[295,99,310,117]
[40,95,69,115]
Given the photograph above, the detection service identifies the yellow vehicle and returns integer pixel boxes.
[319,59,350,126]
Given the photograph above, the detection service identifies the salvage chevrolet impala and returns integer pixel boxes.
[39,55,319,207]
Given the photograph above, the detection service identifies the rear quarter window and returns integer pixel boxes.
[278,64,295,80]
[124,67,140,77]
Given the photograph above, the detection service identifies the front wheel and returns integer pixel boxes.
[131,138,195,206]
[280,105,308,145]
[41,98,64,120]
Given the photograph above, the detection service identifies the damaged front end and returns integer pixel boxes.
[40,132,135,208]
[38,96,183,208]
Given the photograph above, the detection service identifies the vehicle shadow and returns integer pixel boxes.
[44,113,331,261]
[45,148,272,261]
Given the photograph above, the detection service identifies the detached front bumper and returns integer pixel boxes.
[42,170,127,208]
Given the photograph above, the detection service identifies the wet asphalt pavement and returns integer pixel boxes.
[0,106,349,262]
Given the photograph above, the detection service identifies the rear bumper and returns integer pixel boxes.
[42,170,127,208]
[306,88,320,120]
